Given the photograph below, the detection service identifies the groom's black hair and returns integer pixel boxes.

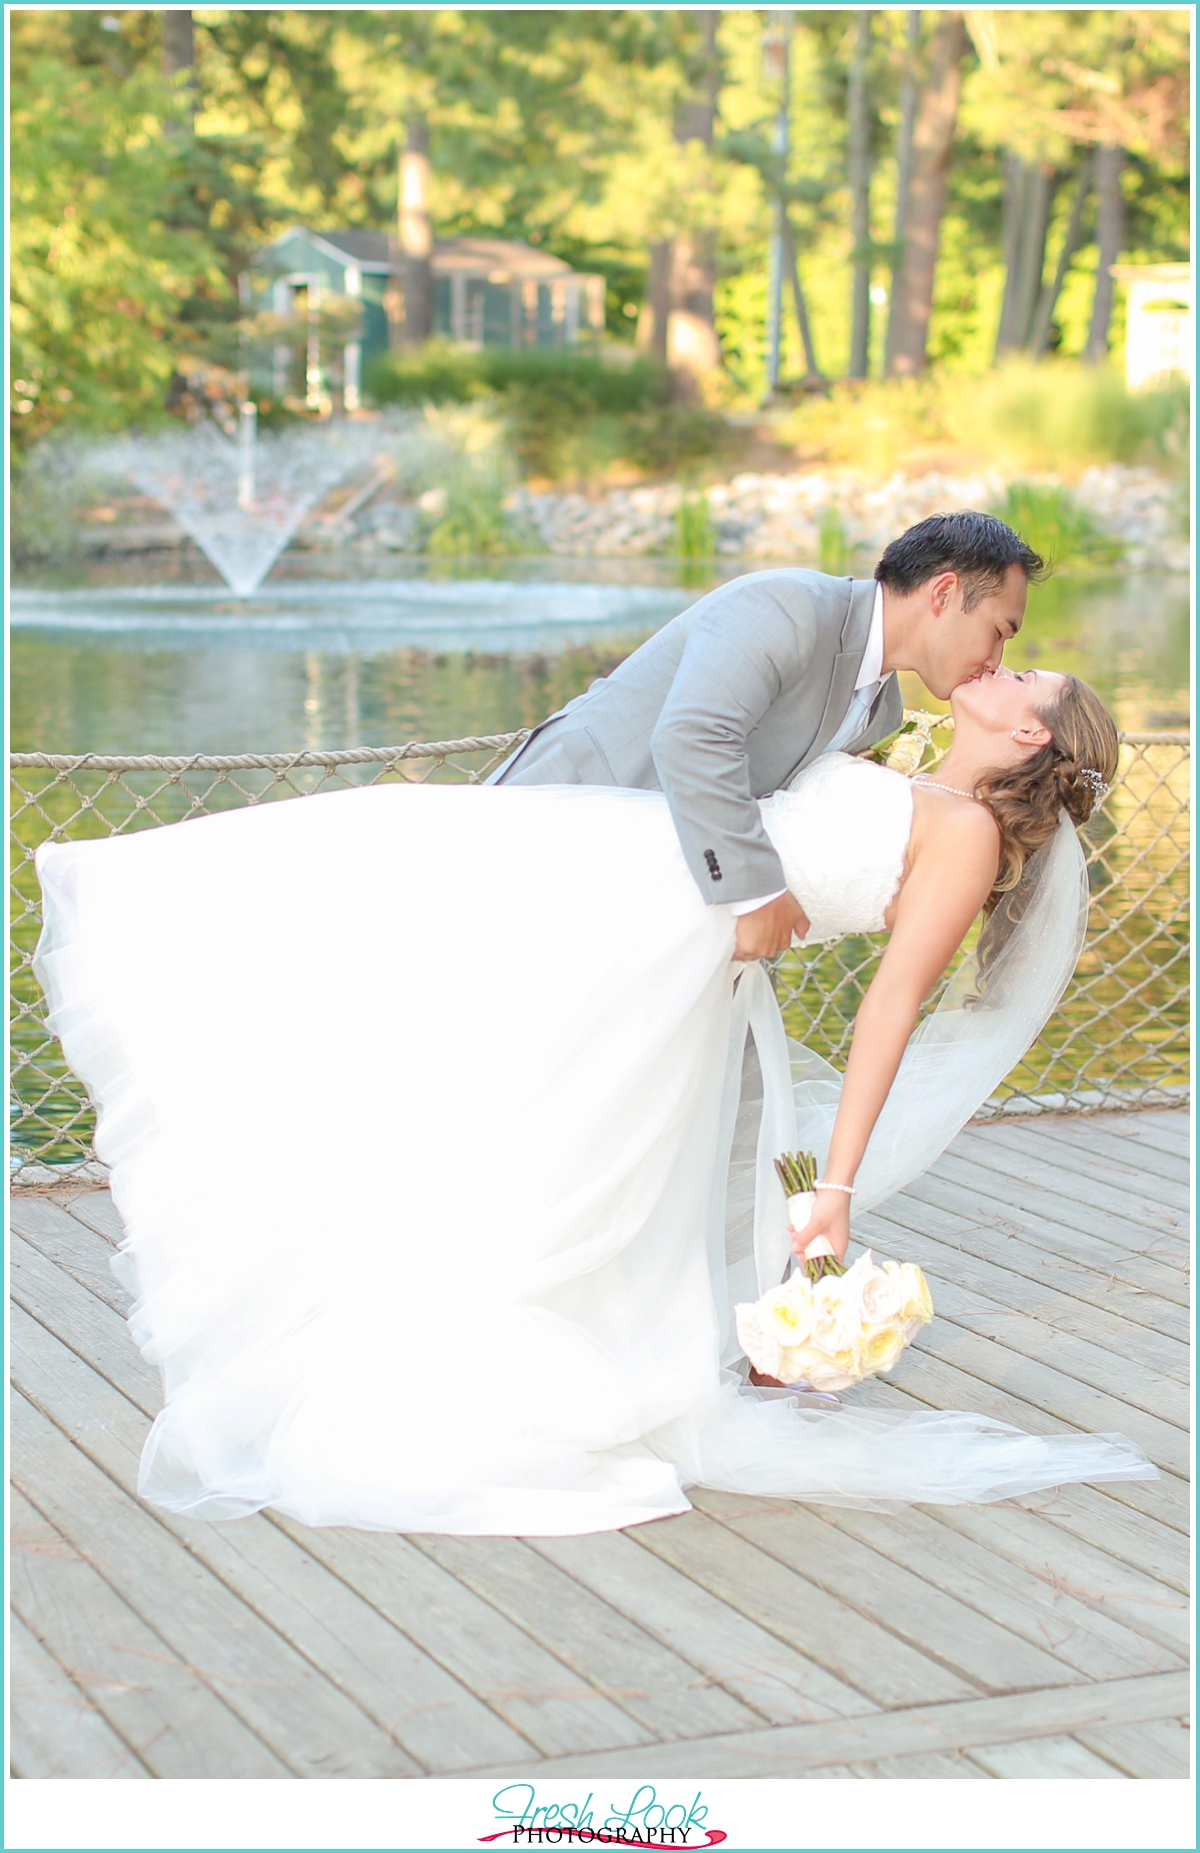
[875,512,1046,610]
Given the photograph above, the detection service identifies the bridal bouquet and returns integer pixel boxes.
[735,1149,934,1392]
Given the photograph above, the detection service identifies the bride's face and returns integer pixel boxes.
[950,665,1067,750]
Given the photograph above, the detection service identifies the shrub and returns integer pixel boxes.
[367,345,727,483]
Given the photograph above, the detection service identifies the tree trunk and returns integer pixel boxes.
[884,10,921,375]
[1029,160,1092,357]
[885,10,967,377]
[666,10,722,399]
[1085,144,1126,363]
[637,242,672,362]
[996,157,1055,355]
[847,10,873,378]
[667,233,722,391]
[994,152,1030,353]
[162,9,195,131]
[781,214,822,382]
[399,115,434,348]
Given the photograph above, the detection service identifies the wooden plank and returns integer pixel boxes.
[807,1501,1184,1683]
[267,1517,650,1760]
[870,1189,1190,1343]
[1005,1482,1191,1597]
[11,1352,421,1776]
[1019,1119,1191,1190]
[898,1319,1189,1478]
[936,1141,1191,1271]
[10,1236,160,1410]
[967,1734,1127,1778]
[527,1531,877,1727]
[9,1200,131,1316]
[629,1510,978,1709]
[900,1165,1189,1304]
[849,1751,990,1778]
[853,1342,1191,1521]
[9,1611,149,1779]
[64,1189,126,1246]
[10,1485,288,1778]
[1077,1717,1193,1779]
[866,1233,1190,1425]
[864,1365,1191,1540]
[168,1512,540,1773]
[858,1207,1190,1385]
[1091,1472,1192,1538]
[930,1502,1189,1657]
[11,1291,569,1771]
[458,1670,1192,1779]
[969,1121,1189,1213]
[409,1533,761,1743]
[1062,1111,1190,1158]
[693,1488,1101,1694]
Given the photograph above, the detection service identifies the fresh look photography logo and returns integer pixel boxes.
[479,1784,727,1847]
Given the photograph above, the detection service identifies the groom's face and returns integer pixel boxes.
[923,564,1028,699]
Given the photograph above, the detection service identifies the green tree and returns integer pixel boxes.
[10,21,227,445]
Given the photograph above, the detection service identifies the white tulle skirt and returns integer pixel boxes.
[34,782,1153,1535]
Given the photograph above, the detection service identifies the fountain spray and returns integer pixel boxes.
[237,401,258,512]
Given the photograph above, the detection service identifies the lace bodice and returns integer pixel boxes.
[758,752,913,947]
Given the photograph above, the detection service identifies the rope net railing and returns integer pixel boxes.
[11,718,1190,1181]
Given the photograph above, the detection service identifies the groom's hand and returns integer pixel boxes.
[733,892,809,961]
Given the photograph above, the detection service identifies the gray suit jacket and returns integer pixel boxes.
[491,569,902,904]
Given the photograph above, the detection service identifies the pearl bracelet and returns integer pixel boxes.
[813,1180,856,1195]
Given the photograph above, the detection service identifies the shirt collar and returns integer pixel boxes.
[855,581,885,692]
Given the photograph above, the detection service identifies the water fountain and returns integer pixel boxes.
[95,410,391,596]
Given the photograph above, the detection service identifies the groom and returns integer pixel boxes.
[493,511,1043,958]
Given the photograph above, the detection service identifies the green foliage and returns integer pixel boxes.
[8,7,1189,460]
[988,483,1124,569]
[958,363,1190,473]
[367,347,727,483]
[817,504,851,574]
[676,489,716,559]
[772,361,1189,477]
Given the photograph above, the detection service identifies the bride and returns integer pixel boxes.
[34,662,1154,1536]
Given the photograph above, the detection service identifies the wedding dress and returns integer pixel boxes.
[34,752,1154,1535]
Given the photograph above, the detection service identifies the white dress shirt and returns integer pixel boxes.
[730,581,886,917]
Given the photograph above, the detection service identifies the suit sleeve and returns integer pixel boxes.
[650,584,819,905]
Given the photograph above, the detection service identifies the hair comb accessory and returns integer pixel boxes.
[1080,767,1111,803]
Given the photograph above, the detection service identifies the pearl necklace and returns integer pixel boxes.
[910,774,981,802]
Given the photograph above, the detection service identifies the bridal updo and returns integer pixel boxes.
[974,675,1119,979]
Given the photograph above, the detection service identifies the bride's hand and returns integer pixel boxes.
[792,1190,852,1263]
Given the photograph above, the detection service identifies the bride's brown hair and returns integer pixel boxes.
[973,676,1118,981]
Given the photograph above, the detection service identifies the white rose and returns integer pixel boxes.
[735,1302,784,1380]
[883,1259,934,1326]
[810,1276,859,1355]
[804,1353,860,1393]
[759,1280,817,1350]
[858,1324,907,1375]
[859,1268,904,1325]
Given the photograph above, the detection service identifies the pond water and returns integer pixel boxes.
[11,558,1190,753]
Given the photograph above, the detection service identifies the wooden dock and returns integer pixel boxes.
[9,1108,1190,1781]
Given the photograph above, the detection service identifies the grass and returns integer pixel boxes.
[676,487,716,559]
[988,481,1124,570]
[771,360,1189,479]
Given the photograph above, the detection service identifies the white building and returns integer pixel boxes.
[1111,263,1192,390]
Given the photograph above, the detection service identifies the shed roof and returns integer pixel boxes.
[263,228,581,282]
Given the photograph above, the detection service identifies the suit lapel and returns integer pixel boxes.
[791,577,878,773]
